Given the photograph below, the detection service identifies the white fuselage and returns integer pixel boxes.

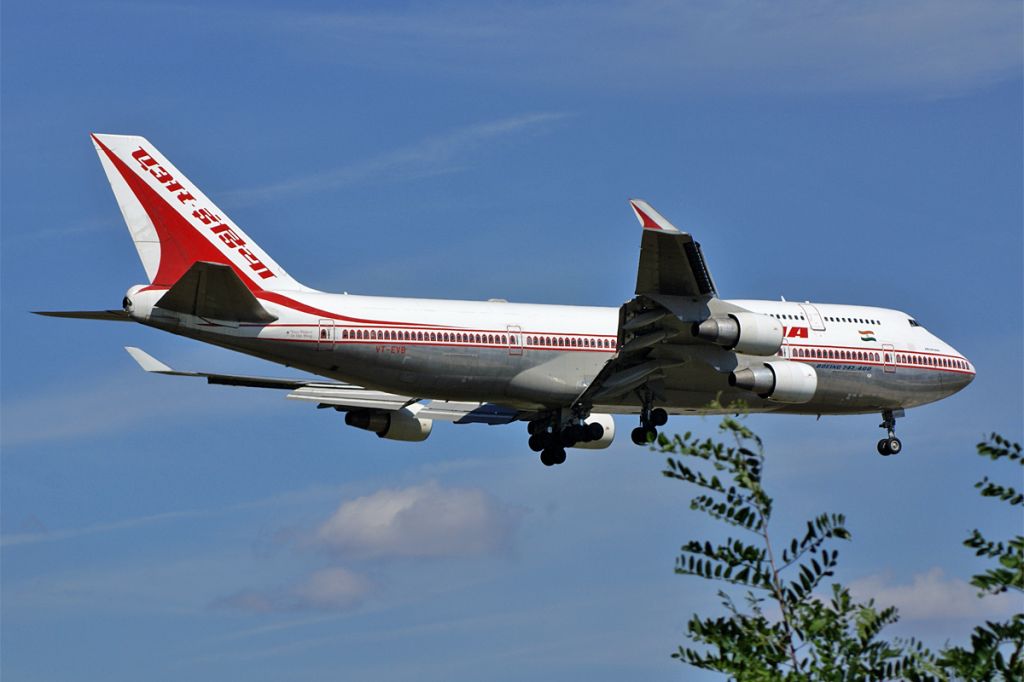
[126,286,975,416]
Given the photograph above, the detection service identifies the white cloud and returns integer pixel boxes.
[293,568,370,610]
[222,113,568,205]
[849,567,1023,621]
[313,481,520,559]
[214,567,371,613]
[211,481,521,613]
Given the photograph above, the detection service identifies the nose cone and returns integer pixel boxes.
[944,353,976,395]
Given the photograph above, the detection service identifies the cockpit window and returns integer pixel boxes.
[908,319,921,327]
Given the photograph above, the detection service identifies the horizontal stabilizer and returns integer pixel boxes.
[33,310,132,321]
[126,346,315,389]
[156,261,277,323]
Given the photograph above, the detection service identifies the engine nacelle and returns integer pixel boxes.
[729,360,817,404]
[571,413,616,450]
[344,405,433,442]
[693,312,783,356]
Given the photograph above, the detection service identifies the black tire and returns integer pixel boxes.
[527,421,544,436]
[587,422,605,441]
[877,439,891,456]
[888,438,902,455]
[528,434,546,452]
[540,449,556,466]
[631,426,648,445]
[552,448,567,465]
[650,408,668,427]
[559,430,578,447]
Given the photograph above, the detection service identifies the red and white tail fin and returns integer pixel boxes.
[92,133,308,292]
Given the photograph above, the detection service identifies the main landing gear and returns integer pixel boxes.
[877,409,903,456]
[630,406,668,446]
[527,418,606,466]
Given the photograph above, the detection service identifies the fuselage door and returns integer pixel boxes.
[507,325,523,356]
[317,319,335,350]
[882,343,896,373]
[799,304,826,331]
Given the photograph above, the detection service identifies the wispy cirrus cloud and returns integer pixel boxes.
[280,1,1020,98]
[1,508,207,548]
[221,113,569,206]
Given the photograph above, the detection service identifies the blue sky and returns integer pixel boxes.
[2,1,1022,680]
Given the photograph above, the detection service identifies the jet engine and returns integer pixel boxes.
[570,413,616,450]
[344,405,433,441]
[729,360,817,404]
[693,312,783,356]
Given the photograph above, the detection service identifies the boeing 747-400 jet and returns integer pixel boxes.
[37,134,975,465]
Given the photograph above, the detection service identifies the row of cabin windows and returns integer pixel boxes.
[826,315,879,325]
[769,313,880,325]
[341,328,511,345]
[793,347,880,362]
[792,346,967,369]
[527,336,613,349]
[897,353,968,369]
[337,328,613,349]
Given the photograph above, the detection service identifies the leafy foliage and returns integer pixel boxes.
[660,417,938,680]
[937,434,1023,680]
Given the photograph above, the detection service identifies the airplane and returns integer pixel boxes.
[37,134,976,466]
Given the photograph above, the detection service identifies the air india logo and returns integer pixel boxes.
[859,330,876,342]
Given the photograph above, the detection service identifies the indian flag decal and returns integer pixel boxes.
[859,330,876,342]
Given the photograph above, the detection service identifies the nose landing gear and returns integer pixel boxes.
[877,409,903,456]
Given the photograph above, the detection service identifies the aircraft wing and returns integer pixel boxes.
[630,199,717,299]
[125,347,520,424]
[571,200,766,412]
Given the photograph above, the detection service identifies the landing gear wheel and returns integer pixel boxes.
[877,439,891,456]
[887,437,902,455]
[631,426,657,445]
[540,447,566,466]
[528,433,547,452]
[586,422,605,441]
[650,408,668,427]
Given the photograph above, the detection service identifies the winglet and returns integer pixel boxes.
[125,346,175,373]
[628,199,682,234]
